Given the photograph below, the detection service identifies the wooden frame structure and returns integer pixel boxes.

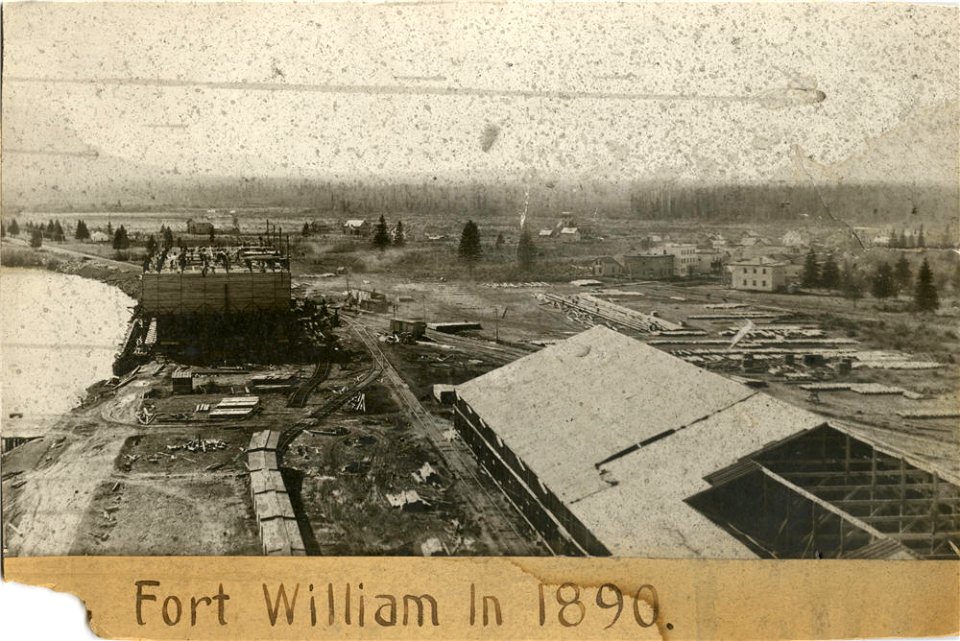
[690,425,959,559]
[141,271,291,315]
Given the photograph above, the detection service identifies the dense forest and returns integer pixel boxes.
[4,176,957,227]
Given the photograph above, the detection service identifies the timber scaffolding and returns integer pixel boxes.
[541,292,683,333]
[140,243,292,316]
[692,424,960,559]
[140,271,292,315]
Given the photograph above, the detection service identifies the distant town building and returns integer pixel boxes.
[662,243,699,276]
[592,256,623,278]
[729,256,787,292]
[592,254,674,279]
[694,247,723,275]
[342,219,370,236]
[538,229,554,238]
[781,230,805,247]
[89,230,110,243]
[707,233,728,249]
[186,219,215,235]
[559,227,581,242]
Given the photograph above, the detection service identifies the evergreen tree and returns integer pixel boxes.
[302,222,311,237]
[801,249,819,288]
[372,215,391,251]
[146,235,158,256]
[517,225,535,271]
[53,220,65,242]
[106,221,113,236]
[894,254,912,292]
[75,220,90,240]
[209,226,216,243]
[870,262,896,299]
[458,220,482,264]
[914,259,939,312]
[8,218,19,235]
[162,226,174,250]
[29,228,43,248]
[113,225,130,250]
[495,232,505,251]
[819,254,840,289]
[899,229,908,249]
[841,263,863,306]
[393,221,405,246]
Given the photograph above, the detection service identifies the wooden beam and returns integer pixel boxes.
[793,482,948,494]
[758,466,895,544]
[778,469,932,480]
[835,497,960,507]
[892,532,960,542]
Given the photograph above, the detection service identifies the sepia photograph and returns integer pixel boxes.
[2,0,958,567]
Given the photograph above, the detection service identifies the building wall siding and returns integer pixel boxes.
[454,399,610,556]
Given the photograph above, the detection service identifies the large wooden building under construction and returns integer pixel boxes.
[141,271,291,315]
[454,327,958,559]
[126,245,301,366]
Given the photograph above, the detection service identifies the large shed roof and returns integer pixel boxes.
[455,326,826,557]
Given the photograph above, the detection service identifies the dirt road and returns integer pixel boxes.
[348,318,545,555]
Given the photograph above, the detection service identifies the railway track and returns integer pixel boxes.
[286,360,333,408]
[422,328,532,363]
[277,335,383,454]
[350,319,544,554]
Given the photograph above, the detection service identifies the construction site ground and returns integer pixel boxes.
[304,272,959,482]
[3,253,957,557]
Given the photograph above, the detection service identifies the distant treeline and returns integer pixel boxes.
[6,177,957,226]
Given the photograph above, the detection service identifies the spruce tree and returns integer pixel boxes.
[53,220,65,242]
[458,220,482,264]
[894,254,912,292]
[8,218,19,235]
[30,228,43,248]
[819,254,840,289]
[162,226,174,250]
[393,221,405,246]
[871,262,896,299]
[517,225,535,271]
[372,215,391,251]
[914,259,939,312]
[146,235,158,256]
[801,249,819,288]
[495,232,505,251]
[302,222,311,237]
[841,263,863,306]
[113,225,130,250]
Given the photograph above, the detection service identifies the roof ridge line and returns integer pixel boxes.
[594,391,761,469]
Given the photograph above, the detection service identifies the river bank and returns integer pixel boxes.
[1,241,142,299]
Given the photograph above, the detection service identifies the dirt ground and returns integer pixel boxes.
[3,223,957,557]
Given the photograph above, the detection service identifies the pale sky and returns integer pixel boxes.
[2,1,957,202]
